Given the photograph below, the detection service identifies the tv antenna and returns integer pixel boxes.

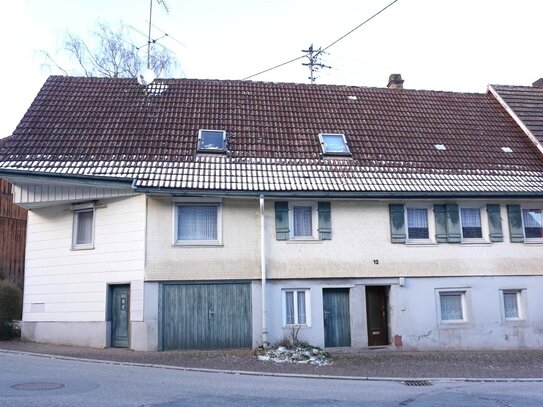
[147,0,170,68]
[301,44,331,84]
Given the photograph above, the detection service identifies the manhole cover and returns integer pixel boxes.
[403,380,432,387]
[11,382,65,391]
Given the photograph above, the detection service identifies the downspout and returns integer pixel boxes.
[260,194,269,347]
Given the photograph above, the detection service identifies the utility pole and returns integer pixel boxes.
[301,44,331,84]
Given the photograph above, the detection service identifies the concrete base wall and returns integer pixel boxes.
[22,321,109,348]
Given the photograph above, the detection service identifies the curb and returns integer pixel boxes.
[2,349,543,383]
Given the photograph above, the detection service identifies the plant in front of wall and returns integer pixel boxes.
[256,325,331,365]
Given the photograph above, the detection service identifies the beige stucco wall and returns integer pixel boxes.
[267,200,543,279]
[145,196,261,280]
[145,197,543,281]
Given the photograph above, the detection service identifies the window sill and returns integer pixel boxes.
[460,240,491,246]
[438,321,472,329]
[71,245,95,251]
[286,239,322,244]
[501,319,528,327]
[173,241,223,247]
[283,324,310,329]
[406,240,437,246]
[523,240,543,245]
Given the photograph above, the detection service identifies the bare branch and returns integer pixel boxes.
[55,21,179,79]
[38,50,70,76]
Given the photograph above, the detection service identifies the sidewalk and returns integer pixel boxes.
[1,340,542,380]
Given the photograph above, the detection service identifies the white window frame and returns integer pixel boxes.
[459,205,488,243]
[71,203,95,250]
[405,204,435,244]
[289,202,318,240]
[436,288,469,324]
[500,289,525,321]
[173,197,223,246]
[318,133,351,156]
[197,129,227,153]
[521,206,543,242]
[282,289,311,327]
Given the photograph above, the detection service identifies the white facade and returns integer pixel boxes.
[22,193,146,348]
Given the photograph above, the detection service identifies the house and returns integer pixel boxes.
[1,75,543,351]
[0,137,27,288]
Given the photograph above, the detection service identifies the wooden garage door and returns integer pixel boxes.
[161,283,252,350]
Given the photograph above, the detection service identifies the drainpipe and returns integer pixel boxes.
[260,194,269,347]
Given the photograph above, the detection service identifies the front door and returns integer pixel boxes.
[111,285,130,348]
[365,285,389,346]
[323,288,351,347]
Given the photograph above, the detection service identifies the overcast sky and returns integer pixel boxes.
[1,0,543,139]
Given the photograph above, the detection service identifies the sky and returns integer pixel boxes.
[1,0,543,139]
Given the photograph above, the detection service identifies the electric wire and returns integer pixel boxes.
[241,0,399,81]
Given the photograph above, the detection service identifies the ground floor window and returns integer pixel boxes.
[283,289,310,326]
[438,290,467,323]
[502,289,524,320]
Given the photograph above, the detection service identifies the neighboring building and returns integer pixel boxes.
[0,137,27,288]
[489,80,543,154]
[1,76,543,351]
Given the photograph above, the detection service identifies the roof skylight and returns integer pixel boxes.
[501,147,513,153]
[434,144,446,151]
[319,133,351,156]
[197,129,227,153]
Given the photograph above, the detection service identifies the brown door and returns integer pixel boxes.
[365,286,389,346]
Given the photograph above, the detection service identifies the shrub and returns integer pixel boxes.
[0,280,23,340]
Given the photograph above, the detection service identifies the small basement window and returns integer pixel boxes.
[198,129,227,153]
[319,133,351,156]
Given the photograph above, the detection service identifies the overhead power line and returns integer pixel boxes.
[241,0,399,81]
[242,55,305,81]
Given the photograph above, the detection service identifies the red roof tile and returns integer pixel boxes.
[1,76,543,194]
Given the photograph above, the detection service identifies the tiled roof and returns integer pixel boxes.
[1,76,543,194]
[490,84,543,144]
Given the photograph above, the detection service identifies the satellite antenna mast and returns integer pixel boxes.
[301,44,331,84]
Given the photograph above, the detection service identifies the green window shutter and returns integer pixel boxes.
[486,204,503,242]
[433,204,448,243]
[507,204,524,243]
[389,204,406,243]
[275,201,290,240]
[317,202,332,240]
[445,204,461,243]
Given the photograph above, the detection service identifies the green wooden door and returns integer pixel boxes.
[162,283,252,350]
[323,288,351,347]
[111,285,130,348]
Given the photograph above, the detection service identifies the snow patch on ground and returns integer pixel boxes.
[257,346,331,366]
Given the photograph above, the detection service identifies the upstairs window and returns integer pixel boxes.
[522,208,543,239]
[292,204,314,238]
[197,129,226,153]
[318,133,351,156]
[174,200,222,245]
[72,203,95,250]
[460,207,483,239]
[406,208,429,240]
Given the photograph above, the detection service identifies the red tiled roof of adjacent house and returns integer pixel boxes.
[1,75,543,194]
[490,84,543,144]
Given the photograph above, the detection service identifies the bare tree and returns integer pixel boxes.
[47,21,179,78]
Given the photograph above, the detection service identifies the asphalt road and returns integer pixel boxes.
[0,352,542,406]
